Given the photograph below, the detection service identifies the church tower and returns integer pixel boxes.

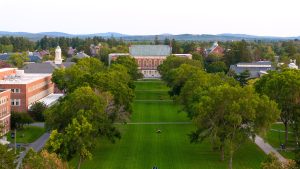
[54,46,63,64]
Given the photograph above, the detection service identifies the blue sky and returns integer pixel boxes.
[0,0,299,37]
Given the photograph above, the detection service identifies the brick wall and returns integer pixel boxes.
[0,90,11,136]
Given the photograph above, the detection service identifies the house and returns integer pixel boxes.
[204,42,224,56]
[109,45,192,78]
[230,61,275,78]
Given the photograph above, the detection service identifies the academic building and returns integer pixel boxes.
[0,68,57,112]
[109,45,192,78]
[0,89,11,136]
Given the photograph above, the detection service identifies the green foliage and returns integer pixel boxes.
[224,40,251,66]
[52,57,106,93]
[0,44,13,53]
[8,52,29,68]
[254,69,300,145]
[157,55,203,91]
[191,85,279,169]
[234,70,251,86]
[11,112,33,129]
[0,144,16,169]
[206,61,228,73]
[45,87,121,163]
[112,56,143,80]
[28,102,47,121]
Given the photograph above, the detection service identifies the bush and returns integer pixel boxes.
[28,102,47,122]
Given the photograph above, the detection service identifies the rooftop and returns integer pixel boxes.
[28,93,64,109]
[0,73,51,84]
[129,45,172,56]
[236,61,272,67]
[22,62,75,74]
[0,68,16,72]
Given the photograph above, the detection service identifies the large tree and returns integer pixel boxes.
[157,55,203,88]
[190,85,279,169]
[112,56,143,80]
[254,69,300,145]
[8,52,29,68]
[45,87,120,168]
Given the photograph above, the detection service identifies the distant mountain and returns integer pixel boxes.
[0,31,298,41]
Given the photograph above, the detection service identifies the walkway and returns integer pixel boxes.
[253,135,287,163]
[116,122,192,125]
[16,132,50,169]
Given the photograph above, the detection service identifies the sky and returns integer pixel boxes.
[0,0,299,37]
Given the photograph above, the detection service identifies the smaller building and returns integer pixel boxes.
[0,89,11,136]
[230,61,275,78]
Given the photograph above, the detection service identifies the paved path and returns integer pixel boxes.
[116,121,192,125]
[29,122,45,128]
[16,132,50,169]
[253,135,287,163]
[135,100,173,102]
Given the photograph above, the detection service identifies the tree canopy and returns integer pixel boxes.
[254,69,300,145]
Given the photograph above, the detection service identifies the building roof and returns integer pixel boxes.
[75,52,90,58]
[236,61,272,67]
[0,53,41,62]
[21,62,75,74]
[28,93,64,109]
[230,61,275,78]
[129,45,172,56]
[0,73,51,85]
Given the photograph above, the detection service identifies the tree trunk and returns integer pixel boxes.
[220,145,224,161]
[284,122,288,146]
[228,153,233,169]
[77,156,82,169]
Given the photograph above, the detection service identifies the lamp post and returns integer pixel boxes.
[14,128,16,154]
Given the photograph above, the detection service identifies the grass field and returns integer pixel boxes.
[264,124,296,159]
[7,126,45,143]
[73,80,266,169]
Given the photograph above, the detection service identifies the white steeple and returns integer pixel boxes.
[54,46,63,64]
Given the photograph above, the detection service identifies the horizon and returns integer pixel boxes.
[0,31,299,38]
[0,0,300,37]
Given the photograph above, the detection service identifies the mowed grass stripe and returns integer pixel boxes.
[74,80,266,169]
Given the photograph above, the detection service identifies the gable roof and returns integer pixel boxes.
[129,45,172,56]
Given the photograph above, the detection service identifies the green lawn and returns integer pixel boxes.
[264,124,296,159]
[72,80,266,169]
[7,126,45,143]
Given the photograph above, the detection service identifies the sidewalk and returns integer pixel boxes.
[254,135,287,163]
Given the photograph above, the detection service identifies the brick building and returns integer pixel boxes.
[0,89,11,136]
[109,45,192,78]
[0,68,55,112]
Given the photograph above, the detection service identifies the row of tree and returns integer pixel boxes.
[158,56,292,169]
[45,57,139,168]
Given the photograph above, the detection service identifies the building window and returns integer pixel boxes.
[11,89,21,93]
[11,99,21,106]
